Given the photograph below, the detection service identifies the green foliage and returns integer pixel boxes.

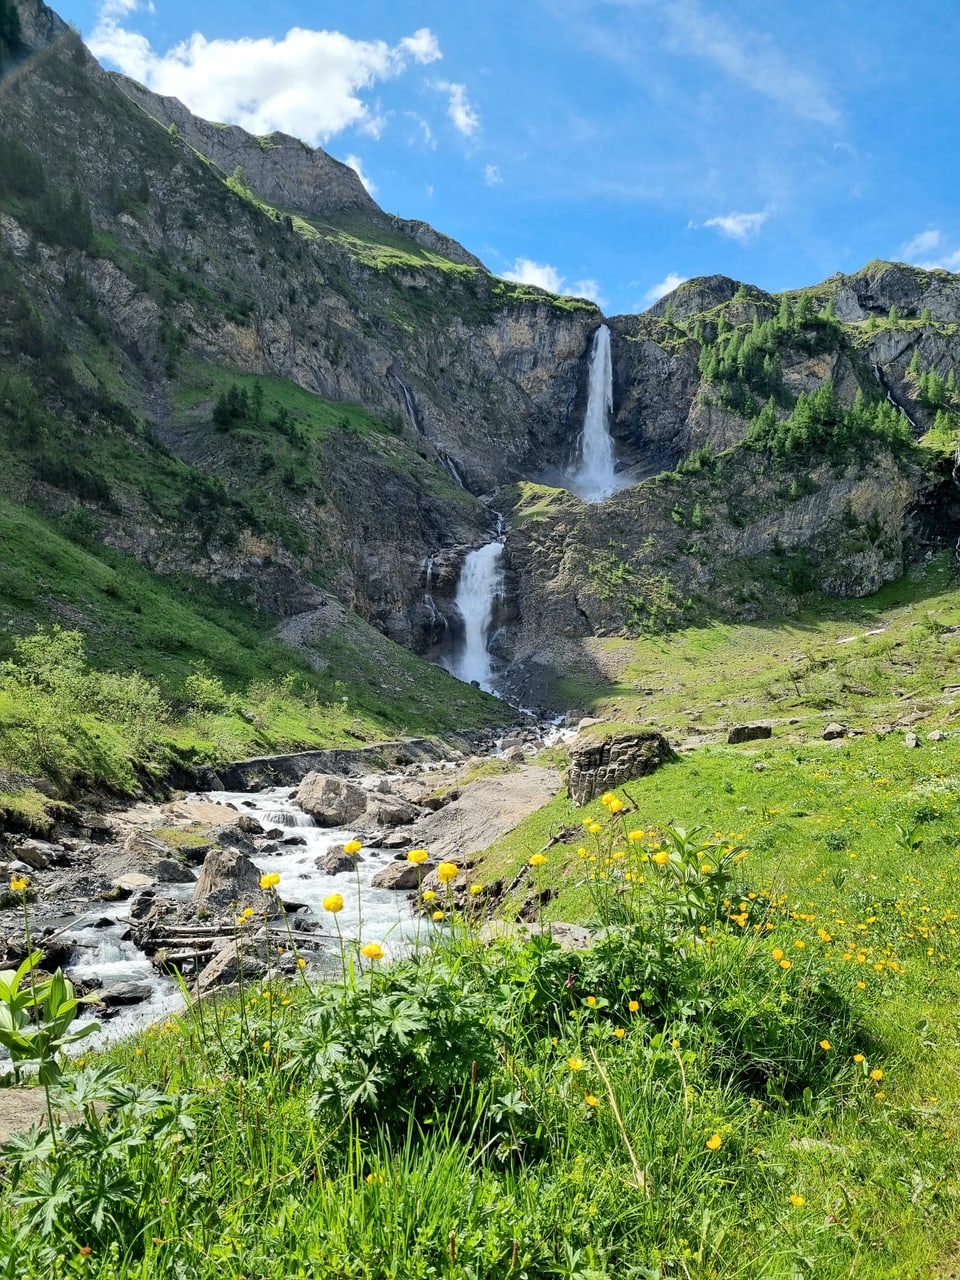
[747,379,912,460]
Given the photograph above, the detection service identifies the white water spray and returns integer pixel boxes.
[446,540,505,692]
[570,324,617,502]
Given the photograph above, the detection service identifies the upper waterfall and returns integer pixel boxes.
[569,324,617,503]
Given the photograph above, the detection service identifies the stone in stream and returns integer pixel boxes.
[154,858,195,884]
[192,847,276,915]
[296,773,368,826]
[98,982,153,1007]
[317,846,361,875]
[371,860,435,891]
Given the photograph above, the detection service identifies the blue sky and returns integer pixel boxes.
[64,0,960,315]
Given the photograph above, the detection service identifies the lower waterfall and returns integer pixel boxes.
[444,539,505,693]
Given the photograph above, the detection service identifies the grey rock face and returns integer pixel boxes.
[371,860,434,890]
[192,847,272,913]
[566,732,672,806]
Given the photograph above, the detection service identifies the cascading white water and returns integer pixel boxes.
[445,540,504,692]
[570,324,617,502]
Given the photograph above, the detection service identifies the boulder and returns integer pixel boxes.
[317,846,360,875]
[822,723,848,740]
[566,732,672,806]
[928,730,946,742]
[154,858,196,884]
[14,841,57,870]
[905,731,920,748]
[371,860,434,890]
[296,773,369,826]
[192,848,273,914]
[98,982,152,1007]
[726,724,772,745]
[235,815,265,835]
[194,942,267,994]
[368,797,420,827]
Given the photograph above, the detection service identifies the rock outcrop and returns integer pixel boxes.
[566,732,673,806]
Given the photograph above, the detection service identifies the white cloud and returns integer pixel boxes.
[434,80,480,136]
[406,113,436,149]
[659,0,840,127]
[900,228,960,273]
[703,210,768,242]
[502,258,564,293]
[642,271,689,306]
[500,259,605,305]
[344,154,376,195]
[484,164,502,186]
[87,10,443,145]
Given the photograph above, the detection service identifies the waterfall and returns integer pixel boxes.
[872,363,919,432]
[421,554,448,642]
[445,540,505,692]
[570,324,617,502]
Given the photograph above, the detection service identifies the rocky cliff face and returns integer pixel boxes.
[1,0,959,710]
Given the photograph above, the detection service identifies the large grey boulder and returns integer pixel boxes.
[192,848,274,914]
[296,774,369,826]
[371,860,434,891]
[194,942,267,994]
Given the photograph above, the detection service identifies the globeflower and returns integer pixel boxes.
[584,1094,600,1108]
[323,893,344,913]
[423,889,437,902]
[437,861,458,884]
[706,1134,722,1151]
[344,840,363,855]
[469,883,483,894]
[407,848,429,864]
[529,853,547,867]
[568,1058,584,1071]
[259,872,280,890]
[360,942,384,961]
[651,851,670,866]
[431,910,444,922]
[9,875,29,892]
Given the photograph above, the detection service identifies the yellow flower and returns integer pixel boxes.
[262,1040,271,1052]
[422,889,437,902]
[706,1133,722,1151]
[628,1000,640,1013]
[586,995,597,1007]
[794,940,806,949]
[242,906,255,918]
[360,942,384,961]
[585,1094,600,1107]
[652,851,670,866]
[607,798,624,814]
[432,910,444,922]
[568,1057,584,1071]
[259,872,280,890]
[700,864,713,874]
[779,959,792,970]
[322,893,344,913]
[437,861,458,884]
[627,829,644,842]
[870,1068,883,1081]
[587,822,602,835]
[407,848,429,864]
[365,1172,384,1184]
[600,792,617,807]
[771,949,784,961]
[297,958,307,970]
[469,883,483,894]
[529,853,548,867]
[614,1028,625,1039]
[853,1053,865,1064]
[819,1040,831,1051]
[344,840,363,855]
[9,875,29,892]
[789,1194,806,1207]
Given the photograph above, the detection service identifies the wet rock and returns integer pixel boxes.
[98,982,152,1007]
[822,723,848,740]
[381,831,410,849]
[263,828,284,840]
[129,891,158,922]
[104,872,155,900]
[317,847,360,876]
[371,860,433,890]
[235,815,265,835]
[727,724,772,745]
[281,835,307,846]
[214,826,257,857]
[295,773,368,826]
